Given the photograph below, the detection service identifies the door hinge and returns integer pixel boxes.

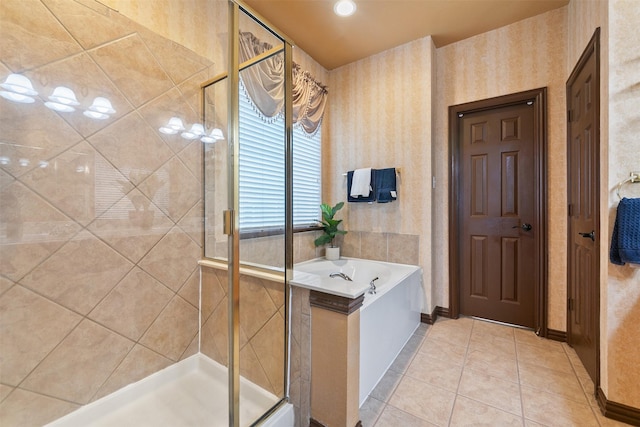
[223,209,234,236]
[568,203,573,217]
[568,298,574,311]
[567,110,572,122]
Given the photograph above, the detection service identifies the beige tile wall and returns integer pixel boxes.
[200,266,286,398]
[0,1,211,424]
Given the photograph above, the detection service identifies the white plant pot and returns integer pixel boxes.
[325,246,340,261]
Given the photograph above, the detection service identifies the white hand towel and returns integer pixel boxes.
[350,168,372,197]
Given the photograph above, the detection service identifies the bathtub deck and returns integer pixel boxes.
[46,354,292,427]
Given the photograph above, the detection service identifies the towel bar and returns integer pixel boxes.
[342,168,401,177]
[616,171,640,200]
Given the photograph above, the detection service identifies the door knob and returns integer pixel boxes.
[512,223,532,231]
[579,230,595,241]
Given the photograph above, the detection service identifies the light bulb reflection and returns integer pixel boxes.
[0,91,35,103]
[87,97,115,114]
[83,110,110,120]
[45,101,75,112]
[0,74,38,96]
[181,123,205,140]
[48,86,79,106]
[159,117,185,134]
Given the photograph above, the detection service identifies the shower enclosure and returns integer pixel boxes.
[0,0,293,426]
[201,1,293,425]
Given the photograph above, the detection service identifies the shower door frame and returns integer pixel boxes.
[200,1,295,425]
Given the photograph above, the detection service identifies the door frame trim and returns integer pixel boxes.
[566,27,601,387]
[448,88,548,335]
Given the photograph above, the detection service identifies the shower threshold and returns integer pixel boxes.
[46,354,293,427]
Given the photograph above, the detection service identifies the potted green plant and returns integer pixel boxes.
[314,202,347,260]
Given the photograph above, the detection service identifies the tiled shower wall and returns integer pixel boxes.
[0,1,212,425]
[200,266,286,398]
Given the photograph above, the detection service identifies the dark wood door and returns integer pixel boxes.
[458,102,536,328]
[567,29,600,383]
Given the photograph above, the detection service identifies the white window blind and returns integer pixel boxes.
[238,87,321,231]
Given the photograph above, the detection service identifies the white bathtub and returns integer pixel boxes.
[292,257,423,406]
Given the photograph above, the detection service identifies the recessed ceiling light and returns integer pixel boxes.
[334,0,356,17]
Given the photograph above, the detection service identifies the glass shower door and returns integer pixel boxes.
[203,2,291,425]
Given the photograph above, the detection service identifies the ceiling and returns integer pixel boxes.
[241,0,569,70]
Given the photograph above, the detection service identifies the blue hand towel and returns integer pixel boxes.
[375,168,397,203]
[610,197,640,265]
[347,170,376,202]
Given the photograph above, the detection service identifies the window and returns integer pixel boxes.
[238,86,321,233]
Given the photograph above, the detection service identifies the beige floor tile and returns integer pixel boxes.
[427,326,472,348]
[471,319,516,341]
[405,352,463,392]
[464,348,519,383]
[521,385,599,426]
[514,329,564,353]
[389,376,456,427]
[516,341,574,373]
[518,361,588,404]
[418,337,468,366]
[431,317,474,333]
[449,395,523,426]
[374,404,437,427]
[469,332,517,360]
[458,368,522,415]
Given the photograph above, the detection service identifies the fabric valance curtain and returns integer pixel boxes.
[239,32,328,134]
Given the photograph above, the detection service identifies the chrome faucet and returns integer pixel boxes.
[369,277,379,294]
[329,272,353,281]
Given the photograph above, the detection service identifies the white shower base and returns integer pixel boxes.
[46,354,293,427]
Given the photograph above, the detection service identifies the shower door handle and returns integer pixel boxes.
[223,210,234,236]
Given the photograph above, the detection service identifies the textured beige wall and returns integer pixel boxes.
[326,36,435,310]
[434,8,568,328]
[604,0,640,409]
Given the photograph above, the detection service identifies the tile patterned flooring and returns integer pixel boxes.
[360,317,631,427]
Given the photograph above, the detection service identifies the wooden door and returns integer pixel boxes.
[567,29,600,383]
[457,102,537,328]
